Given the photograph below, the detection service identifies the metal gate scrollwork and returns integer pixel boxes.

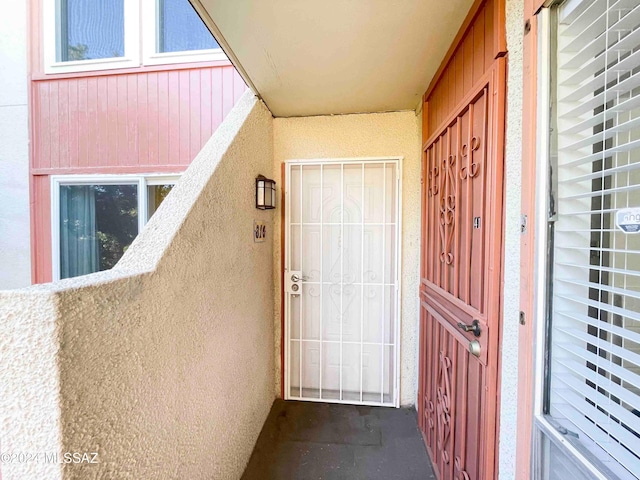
[439,153,456,265]
[436,351,452,465]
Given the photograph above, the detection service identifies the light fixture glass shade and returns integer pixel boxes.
[256,175,276,210]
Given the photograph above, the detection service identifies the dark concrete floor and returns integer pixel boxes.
[242,400,436,480]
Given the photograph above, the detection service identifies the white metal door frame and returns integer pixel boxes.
[284,157,403,407]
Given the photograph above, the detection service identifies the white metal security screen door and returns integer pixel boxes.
[285,159,401,406]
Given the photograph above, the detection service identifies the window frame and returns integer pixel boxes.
[141,0,227,66]
[43,0,141,74]
[533,5,640,480]
[43,0,225,75]
[51,173,180,281]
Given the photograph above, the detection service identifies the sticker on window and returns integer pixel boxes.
[616,208,640,233]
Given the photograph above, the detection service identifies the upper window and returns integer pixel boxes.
[56,0,125,62]
[143,0,224,65]
[156,0,219,53]
[44,0,226,74]
[52,174,179,280]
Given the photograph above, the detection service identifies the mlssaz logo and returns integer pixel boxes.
[616,208,640,233]
[62,452,99,464]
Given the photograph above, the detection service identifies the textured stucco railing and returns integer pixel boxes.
[0,92,275,480]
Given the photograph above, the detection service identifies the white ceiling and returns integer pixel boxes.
[191,0,474,117]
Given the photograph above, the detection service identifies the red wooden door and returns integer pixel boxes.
[418,58,505,480]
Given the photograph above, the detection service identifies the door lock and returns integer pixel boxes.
[469,340,481,357]
[291,274,308,282]
[287,271,306,295]
[457,319,481,337]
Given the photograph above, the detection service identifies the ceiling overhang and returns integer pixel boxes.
[191,0,475,117]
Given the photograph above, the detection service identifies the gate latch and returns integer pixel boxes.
[287,271,304,295]
[457,319,482,337]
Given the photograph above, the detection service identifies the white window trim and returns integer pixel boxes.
[531,10,611,479]
[43,0,226,75]
[141,0,226,66]
[51,173,180,281]
[43,0,140,74]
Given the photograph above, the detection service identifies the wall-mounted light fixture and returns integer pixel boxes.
[255,175,276,210]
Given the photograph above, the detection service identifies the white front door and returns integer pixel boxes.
[284,159,401,406]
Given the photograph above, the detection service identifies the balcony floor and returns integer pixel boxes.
[242,399,435,480]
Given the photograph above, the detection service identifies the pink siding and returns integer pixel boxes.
[31,65,246,172]
[31,64,248,283]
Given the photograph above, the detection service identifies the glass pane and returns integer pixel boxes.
[147,184,173,220]
[59,184,138,279]
[157,0,219,53]
[57,0,124,62]
[535,424,602,480]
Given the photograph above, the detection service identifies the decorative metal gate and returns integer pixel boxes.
[284,159,401,406]
[419,58,506,479]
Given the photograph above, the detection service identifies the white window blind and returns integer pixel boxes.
[551,0,640,478]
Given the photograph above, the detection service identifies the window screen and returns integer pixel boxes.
[56,0,125,62]
[156,0,219,53]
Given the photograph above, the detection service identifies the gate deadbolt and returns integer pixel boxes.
[457,319,482,337]
[469,340,481,358]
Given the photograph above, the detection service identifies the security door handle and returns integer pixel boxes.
[457,319,481,337]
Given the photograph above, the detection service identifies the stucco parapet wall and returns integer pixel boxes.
[0,91,275,480]
[0,290,63,480]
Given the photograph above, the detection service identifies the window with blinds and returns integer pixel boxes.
[549,0,640,478]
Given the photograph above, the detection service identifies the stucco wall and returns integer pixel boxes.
[499,0,525,478]
[273,111,421,407]
[0,92,275,480]
[0,1,31,288]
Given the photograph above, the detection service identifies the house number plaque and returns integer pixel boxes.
[254,221,267,243]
